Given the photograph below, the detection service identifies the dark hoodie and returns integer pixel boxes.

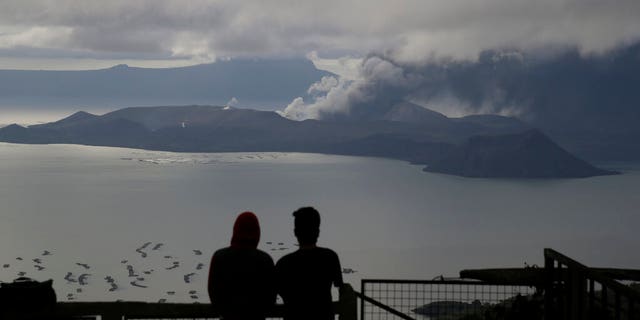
[208,212,276,320]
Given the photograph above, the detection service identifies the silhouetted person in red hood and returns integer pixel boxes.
[276,207,343,320]
[208,211,276,320]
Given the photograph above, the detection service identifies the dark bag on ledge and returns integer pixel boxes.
[0,277,57,318]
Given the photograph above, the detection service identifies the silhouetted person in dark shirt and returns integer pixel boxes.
[276,207,344,320]
[208,211,276,320]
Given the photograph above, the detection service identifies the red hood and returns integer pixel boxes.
[230,211,261,248]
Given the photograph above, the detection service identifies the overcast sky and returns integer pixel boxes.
[1,0,640,70]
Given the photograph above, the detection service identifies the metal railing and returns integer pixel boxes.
[360,279,538,320]
[544,248,640,320]
[7,284,358,320]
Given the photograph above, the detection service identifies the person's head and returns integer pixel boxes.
[230,211,261,248]
[293,207,320,245]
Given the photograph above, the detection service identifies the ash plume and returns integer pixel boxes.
[283,42,640,138]
[282,56,422,121]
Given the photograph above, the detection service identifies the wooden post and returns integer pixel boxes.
[339,284,357,320]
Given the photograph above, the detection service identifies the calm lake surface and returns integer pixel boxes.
[0,142,639,302]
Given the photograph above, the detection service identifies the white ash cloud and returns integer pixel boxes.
[226,97,239,108]
[282,56,421,120]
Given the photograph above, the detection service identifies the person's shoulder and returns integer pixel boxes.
[213,246,232,257]
[316,247,339,257]
[276,250,296,263]
[255,248,275,263]
[315,247,341,265]
[211,247,233,266]
[275,250,299,267]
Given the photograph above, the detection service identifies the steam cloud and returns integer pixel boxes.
[283,42,640,136]
[226,97,239,108]
[282,56,421,121]
[282,53,522,121]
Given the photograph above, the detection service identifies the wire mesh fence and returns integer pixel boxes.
[360,279,538,320]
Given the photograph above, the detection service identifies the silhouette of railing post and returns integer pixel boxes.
[569,268,585,320]
[545,253,556,320]
[544,248,640,320]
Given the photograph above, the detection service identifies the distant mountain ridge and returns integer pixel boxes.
[0,59,331,109]
[382,101,450,125]
[0,104,616,178]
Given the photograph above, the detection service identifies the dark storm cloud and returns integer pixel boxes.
[1,0,640,64]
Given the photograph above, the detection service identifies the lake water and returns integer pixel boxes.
[0,142,639,303]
